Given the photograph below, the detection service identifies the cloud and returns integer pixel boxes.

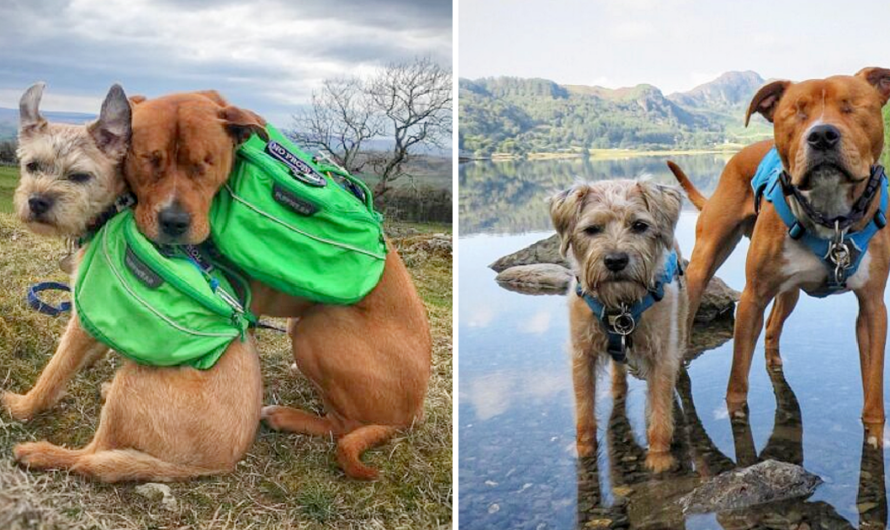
[0,0,451,123]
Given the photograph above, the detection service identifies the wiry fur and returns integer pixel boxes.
[550,180,688,472]
[4,84,263,483]
[15,84,127,237]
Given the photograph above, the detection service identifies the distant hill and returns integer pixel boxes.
[459,71,774,156]
[0,107,96,140]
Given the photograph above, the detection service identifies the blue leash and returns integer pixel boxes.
[27,282,72,317]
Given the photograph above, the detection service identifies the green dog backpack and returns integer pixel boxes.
[209,125,387,305]
[74,210,252,370]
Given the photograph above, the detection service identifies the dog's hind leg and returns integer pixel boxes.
[2,316,108,420]
[261,405,337,436]
[336,425,398,480]
[763,289,800,369]
[70,449,221,483]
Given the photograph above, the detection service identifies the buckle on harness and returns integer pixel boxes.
[606,306,636,336]
[826,221,852,286]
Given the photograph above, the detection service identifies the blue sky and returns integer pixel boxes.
[460,0,890,93]
[0,0,451,124]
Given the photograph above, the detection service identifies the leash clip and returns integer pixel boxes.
[606,304,636,336]
[827,220,852,284]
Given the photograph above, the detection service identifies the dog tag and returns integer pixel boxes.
[265,141,327,187]
[59,252,76,275]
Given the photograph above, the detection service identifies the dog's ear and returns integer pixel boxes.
[129,95,147,105]
[856,67,890,105]
[88,84,132,160]
[745,80,790,126]
[19,82,47,137]
[219,105,269,144]
[637,182,683,244]
[549,184,589,258]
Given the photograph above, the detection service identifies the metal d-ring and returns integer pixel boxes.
[607,304,636,336]
[826,220,852,284]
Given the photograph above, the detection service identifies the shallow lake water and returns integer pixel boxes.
[458,156,890,529]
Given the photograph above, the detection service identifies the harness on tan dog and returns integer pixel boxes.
[575,251,681,363]
[752,147,888,295]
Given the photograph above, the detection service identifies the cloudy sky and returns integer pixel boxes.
[0,0,451,124]
[461,0,890,94]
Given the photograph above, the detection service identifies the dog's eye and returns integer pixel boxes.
[25,161,39,173]
[841,101,854,114]
[583,225,602,236]
[68,172,92,183]
[631,221,649,233]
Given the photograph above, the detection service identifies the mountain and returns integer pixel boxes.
[0,107,96,140]
[667,71,765,110]
[459,71,773,156]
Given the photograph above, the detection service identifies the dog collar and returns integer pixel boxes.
[575,250,681,364]
[80,191,137,245]
[752,147,888,295]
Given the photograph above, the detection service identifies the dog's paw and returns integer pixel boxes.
[645,451,675,473]
[765,349,783,369]
[14,442,54,469]
[261,405,289,431]
[2,392,35,421]
[576,439,597,458]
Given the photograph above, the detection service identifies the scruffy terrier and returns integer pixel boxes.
[550,180,688,472]
[7,84,262,482]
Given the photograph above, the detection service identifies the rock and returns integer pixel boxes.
[489,234,566,272]
[490,236,740,323]
[495,264,572,294]
[695,274,739,324]
[135,483,178,511]
[680,460,822,514]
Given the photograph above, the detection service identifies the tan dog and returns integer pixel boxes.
[7,83,262,482]
[550,180,687,472]
[122,91,431,479]
[667,68,890,443]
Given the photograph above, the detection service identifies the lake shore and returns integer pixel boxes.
[464,146,746,163]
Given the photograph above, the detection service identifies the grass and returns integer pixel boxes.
[0,213,453,529]
[0,165,18,213]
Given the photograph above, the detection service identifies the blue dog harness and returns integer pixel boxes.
[752,147,888,296]
[575,251,681,363]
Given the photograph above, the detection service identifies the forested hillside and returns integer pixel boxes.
[459,71,773,156]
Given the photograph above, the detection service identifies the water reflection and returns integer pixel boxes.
[458,157,890,529]
[574,365,887,529]
[459,155,730,234]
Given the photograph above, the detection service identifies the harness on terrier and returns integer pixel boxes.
[575,251,681,364]
[752,147,888,296]
[209,124,387,305]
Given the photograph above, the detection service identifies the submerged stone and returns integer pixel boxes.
[680,460,822,514]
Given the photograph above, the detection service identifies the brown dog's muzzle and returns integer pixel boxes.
[157,202,192,241]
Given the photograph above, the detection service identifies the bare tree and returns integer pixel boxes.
[291,77,381,174]
[368,58,452,197]
[290,57,452,199]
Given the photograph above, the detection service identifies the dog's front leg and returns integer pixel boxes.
[855,288,887,445]
[571,343,597,458]
[2,315,106,420]
[645,355,678,473]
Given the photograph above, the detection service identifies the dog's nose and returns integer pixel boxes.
[604,252,629,272]
[28,195,53,216]
[158,206,191,238]
[807,124,841,151]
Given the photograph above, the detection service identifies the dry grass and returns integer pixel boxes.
[0,213,453,529]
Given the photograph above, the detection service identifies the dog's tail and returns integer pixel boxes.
[666,161,707,211]
[336,425,399,480]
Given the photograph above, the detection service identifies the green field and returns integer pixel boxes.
[0,213,453,529]
[0,165,18,213]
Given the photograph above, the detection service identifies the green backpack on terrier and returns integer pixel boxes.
[74,210,253,370]
[209,125,387,305]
